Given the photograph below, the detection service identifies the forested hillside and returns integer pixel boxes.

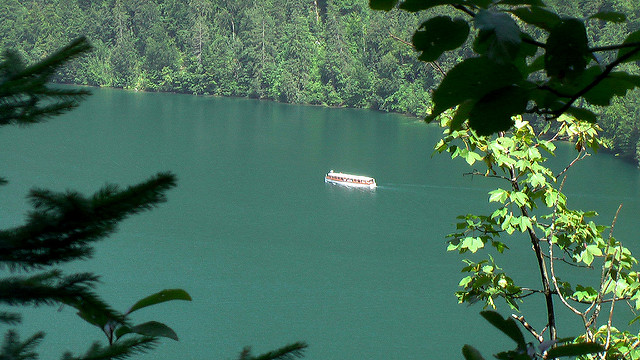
[2,0,640,162]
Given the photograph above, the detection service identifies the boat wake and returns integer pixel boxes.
[377,183,485,193]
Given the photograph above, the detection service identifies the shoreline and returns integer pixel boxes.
[57,81,639,168]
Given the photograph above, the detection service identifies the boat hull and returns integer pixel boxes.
[324,171,377,189]
[325,177,377,189]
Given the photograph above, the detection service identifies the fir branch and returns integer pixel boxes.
[0,37,92,126]
[0,172,177,269]
[0,271,127,327]
[253,342,308,360]
[0,330,44,360]
[62,337,157,360]
[239,342,308,360]
[0,311,22,325]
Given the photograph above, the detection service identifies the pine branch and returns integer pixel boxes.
[0,271,127,327]
[241,342,308,360]
[0,330,44,360]
[0,172,177,269]
[0,311,22,325]
[0,37,92,126]
[62,337,157,360]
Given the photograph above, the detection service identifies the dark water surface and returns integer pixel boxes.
[1,88,639,359]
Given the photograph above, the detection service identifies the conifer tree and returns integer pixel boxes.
[0,36,181,359]
[0,37,306,360]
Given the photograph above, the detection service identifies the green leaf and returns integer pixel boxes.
[459,276,473,287]
[583,72,640,106]
[469,0,493,8]
[589,11,626,23]
[451,100,475,129]
[586,244,602,257]
[510,6,560,31]
[462,237,485,253]
[517,33,541,58]
[77,308,113,329]
[465,151,483,165]
[413,17,469,62]
[529,173,546,187]
[545,19,590,80]
[369,0,398,10]
[462,344,486,360]
[399,0,458,12]
[527,55,545,73]
[519,217,532,232]
[618,30,640,63]
[130,321,179,341]
[489,189,508,203]
[510,192,528,207]
[545,342,604,358]
[115,325,133,339]
[427,57,523,123]
[126,289,192,315]
[565,107,597,123]
[492,241,509,253]
[474,10,522,64]
[581,250,594,266]
[538,140,556,154]
[480,311,526,349]
[468,85,530,135]
[498,0,545,5]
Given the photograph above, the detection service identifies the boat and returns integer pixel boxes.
[325,170,377,189]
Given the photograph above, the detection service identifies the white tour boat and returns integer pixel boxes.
[325,170,377,189]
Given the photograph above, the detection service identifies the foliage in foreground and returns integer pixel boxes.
[372,0,640,136]
[439,116,636,359]
[464,311,604,359]
[0,37,306,360]
[370,0,640,359]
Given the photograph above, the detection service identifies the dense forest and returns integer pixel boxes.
[2,0,640,162]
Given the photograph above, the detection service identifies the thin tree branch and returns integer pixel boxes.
[506,155,557,340]
[548,177,586,318]
[590,41,640,52]
[512,287,544,299]
[463,171,511,181]
[609,204,623,239]
[540,250,591,268]
[555,151,590,178]
[586,204,624,331]
[573,295,633,305]
[512,314,545,343]
[522,37,546,49]
[388,33,447,77]
[606,254,621,350]
[452,4,476,17]
[538,85,572,99]
[389,32,412,48]
[550,44,640,118]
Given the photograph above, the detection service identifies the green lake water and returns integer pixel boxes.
[1,88,639,359]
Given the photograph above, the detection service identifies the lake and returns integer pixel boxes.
[1,88,639,359]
